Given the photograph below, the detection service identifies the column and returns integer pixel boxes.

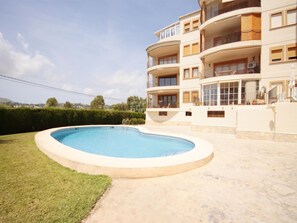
[238,80,242,104]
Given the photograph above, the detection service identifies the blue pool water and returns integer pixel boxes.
[51,126,195,158]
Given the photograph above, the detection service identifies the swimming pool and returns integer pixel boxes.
[35,125,214,178]
[51,126,195,158]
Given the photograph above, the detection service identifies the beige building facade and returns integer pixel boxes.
[146,0,297,141]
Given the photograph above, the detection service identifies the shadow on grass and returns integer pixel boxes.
[0,139,17,145]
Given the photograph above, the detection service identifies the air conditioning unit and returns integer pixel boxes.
[248,61,257,73]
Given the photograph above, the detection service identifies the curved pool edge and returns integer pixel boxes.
[35,125,214,178]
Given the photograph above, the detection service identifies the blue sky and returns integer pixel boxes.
[0,0,198,104]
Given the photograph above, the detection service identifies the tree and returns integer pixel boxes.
[64,101,72,108]
[111,103,129,111]
[46,97,58,107]
[127,96,146,113]
[90,95,105,109]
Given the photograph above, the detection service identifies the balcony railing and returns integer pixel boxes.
[204,0,261,22]
[147,82,179,88]
[203,30,261,51]
[147,102,180,109]
[203,64,260,79]
[148,56,178,68]
[212,31,241,49]
[148,60,179,68]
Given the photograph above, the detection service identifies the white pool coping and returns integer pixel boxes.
[35,125,214,178]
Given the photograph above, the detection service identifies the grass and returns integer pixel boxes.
[0,132,111,223]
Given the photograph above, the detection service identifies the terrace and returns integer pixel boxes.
[84,125,297,223]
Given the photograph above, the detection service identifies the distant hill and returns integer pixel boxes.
[0,97,12,104]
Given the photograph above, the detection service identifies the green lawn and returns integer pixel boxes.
[0,132,111,223]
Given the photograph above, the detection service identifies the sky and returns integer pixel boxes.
[0,0,199,105]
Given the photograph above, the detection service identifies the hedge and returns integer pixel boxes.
[0,108,145,135]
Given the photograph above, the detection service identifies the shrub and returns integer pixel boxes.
[121,118,145,125]
[0,108,145,135]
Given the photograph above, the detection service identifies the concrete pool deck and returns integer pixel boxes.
[84,125,297,223]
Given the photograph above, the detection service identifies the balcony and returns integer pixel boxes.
[148,55,179,68]
[202,0,261,23]
[146,40,180,58]
[147,74,179,93]
[147,93,180,109]
[202,58,261,80]
[201,11,261,53]
[199,39,262,62]
[206,31,241,51]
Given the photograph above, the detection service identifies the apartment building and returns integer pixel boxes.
[145,0,297,141]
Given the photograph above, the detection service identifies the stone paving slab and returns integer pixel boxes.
[84,126,297,223]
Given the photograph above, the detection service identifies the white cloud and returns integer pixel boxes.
[17,33,29,50]
[83,87,95,95]
[95,69,146,101]
[62,83,74,91]
[0,32,55,77]
[102,88,121,97]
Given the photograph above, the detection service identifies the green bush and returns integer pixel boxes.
[0,108,145,135]
[122,118,145,125]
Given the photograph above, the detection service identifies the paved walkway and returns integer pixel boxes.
[84,126,297,223]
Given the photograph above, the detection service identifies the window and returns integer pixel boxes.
[184,22,190,33]
[205,2,218,21]
[183,92,190,103]
[158,55,177,65]
[159,111,167,116]
[270,47,283,63]
[220,82,239,105]
[191,91,199,103]
[214,59,247,76]
[159,24,180,40]
[212,3,219,17]
[176,25,180,35]
[184,69,190,79]
[171,27,175,36]
[270,8,297,29]
[271,12,283,29]
[192,43,199,54]
[183,45,190,56]
[192,19,199,30]
[166,29,170,38]
[158,95,177,108]
[160,31,165,39]
[287,44,297,61]
[207,111,225,118]
[203,84,218,106]
[286,8,297,26]
[206,4,212,20]
[185,111,192,116]
[192,67,199,78]
[159,75,177,86]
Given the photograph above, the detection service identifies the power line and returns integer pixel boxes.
[0,74,123,101]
